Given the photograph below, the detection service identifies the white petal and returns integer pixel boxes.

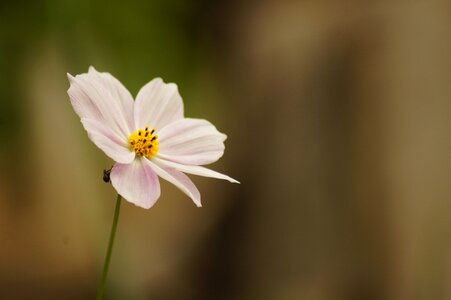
[81,118,135,164]
[153,157,239,184]
[134,78,184,131]
[67,67,135,140]
[157,118,226,165]
[110,158,161,209]
[146,159,201,207]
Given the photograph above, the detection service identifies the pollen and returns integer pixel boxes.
[129,126,159,158]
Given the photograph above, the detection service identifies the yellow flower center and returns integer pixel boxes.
[129,126,159,158]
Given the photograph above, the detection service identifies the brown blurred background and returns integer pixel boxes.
[1,0,451,299]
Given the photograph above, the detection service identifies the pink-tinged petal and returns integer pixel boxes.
[81,118,135,164]
[157,118,226,165]
[153,157,239,184]
[145,159,201,207]
[110,158,161,209]
[134,78,184,130]
[87,67,135,132]
[67,67,135,140]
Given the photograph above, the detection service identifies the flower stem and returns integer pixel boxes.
[96,194,122,300]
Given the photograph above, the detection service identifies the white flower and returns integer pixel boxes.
[67,66,238,209]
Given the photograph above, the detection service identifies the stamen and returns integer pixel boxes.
[128,125,159,158]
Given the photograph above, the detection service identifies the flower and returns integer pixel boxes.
[67,66,238,209]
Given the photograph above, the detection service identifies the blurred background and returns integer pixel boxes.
[1,0,451,299]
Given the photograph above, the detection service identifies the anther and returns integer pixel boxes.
[129,126,159,158]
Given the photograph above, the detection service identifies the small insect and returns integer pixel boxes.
[103,168,112,183]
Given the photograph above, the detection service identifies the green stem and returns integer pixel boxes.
[96,194,122,300]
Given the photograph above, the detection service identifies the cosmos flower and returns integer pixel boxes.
[67,67,238,209]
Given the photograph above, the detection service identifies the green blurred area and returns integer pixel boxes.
[1,1,451,300]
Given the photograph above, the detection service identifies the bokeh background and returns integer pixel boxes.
[1,1,451,299]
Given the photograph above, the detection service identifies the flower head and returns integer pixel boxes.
[67,66,238,208]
